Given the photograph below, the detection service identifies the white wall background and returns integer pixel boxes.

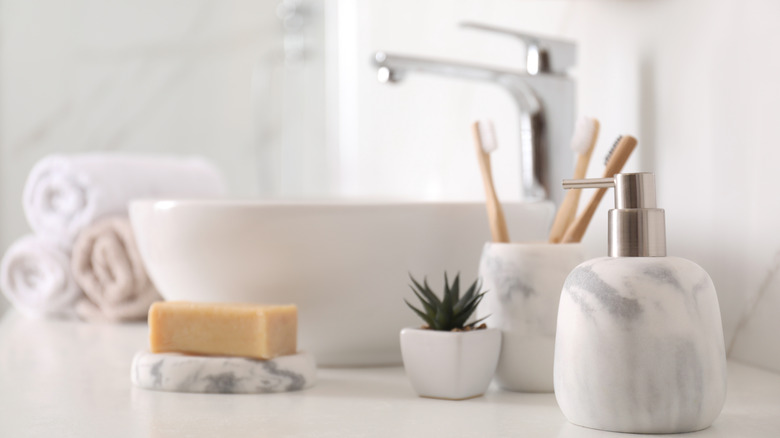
[335,0,780,373]
[0,0,332,247]
[0,0,330,314]
[2,0,780,373]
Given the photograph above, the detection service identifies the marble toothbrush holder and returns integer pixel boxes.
[477,242,585,392]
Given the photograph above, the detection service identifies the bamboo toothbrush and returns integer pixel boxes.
[548,117,600,243]
[560,135,638,243]
[472,120,510,243]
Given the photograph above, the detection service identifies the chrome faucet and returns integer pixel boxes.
[373,22,576,204]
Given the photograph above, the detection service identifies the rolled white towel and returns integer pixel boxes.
[0,235,82,319]
[71,217,161,322]
[23,154,227,247]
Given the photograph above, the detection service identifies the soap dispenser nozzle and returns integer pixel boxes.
[562,172,666,257]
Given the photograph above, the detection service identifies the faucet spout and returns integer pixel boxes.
[373,51,547,201]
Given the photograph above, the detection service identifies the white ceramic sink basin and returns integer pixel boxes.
[129,200,553,366]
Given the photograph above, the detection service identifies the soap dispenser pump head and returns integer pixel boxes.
[562,172,666,257]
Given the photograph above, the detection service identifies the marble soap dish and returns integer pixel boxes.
[131,351,317,394]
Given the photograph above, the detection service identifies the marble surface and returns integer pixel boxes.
[0,310,779,438]
[132,351,316,394]
[555,256,727,434]
[730,250,780,373]
[477,242,584,392]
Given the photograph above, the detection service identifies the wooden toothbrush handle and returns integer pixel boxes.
[603,136,638,180]
[548,120,599,243]
[477,153,510,243]
[548,148,594,243]
[560,187,607,243]
[560,135,637,243]
[472,123,510,243]
[549,188,583,243]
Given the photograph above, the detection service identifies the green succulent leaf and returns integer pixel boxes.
[454,279,479,314]
[405,272,488,331]
[436,280,455,329]
[410,274,441,307]
[465,314,490,328]
[453,293,486,324]
[410,287,436,319]
[451,273,461,303]
[404,300,432,326]
[443,272,451,301]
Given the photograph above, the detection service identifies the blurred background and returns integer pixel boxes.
[1,0,779,371]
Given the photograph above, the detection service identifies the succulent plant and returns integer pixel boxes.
[405,272,488,331]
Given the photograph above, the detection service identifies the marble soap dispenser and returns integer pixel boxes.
[553,173,727,434]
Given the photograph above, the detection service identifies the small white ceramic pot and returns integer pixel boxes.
[477,242,585,392]
[400,328,501,400]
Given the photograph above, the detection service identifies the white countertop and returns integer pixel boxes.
[1,310,779,438]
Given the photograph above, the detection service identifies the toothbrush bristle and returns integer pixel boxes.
[570,116,596,154]
[605,136,622,165]
[478,120,498,153]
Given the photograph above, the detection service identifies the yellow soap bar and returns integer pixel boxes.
[148,301,297,359]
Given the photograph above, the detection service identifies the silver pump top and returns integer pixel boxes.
[562,172,666,257]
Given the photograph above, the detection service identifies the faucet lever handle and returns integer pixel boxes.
[460,21,576,75]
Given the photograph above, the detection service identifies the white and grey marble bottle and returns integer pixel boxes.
[553,173,727,434]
